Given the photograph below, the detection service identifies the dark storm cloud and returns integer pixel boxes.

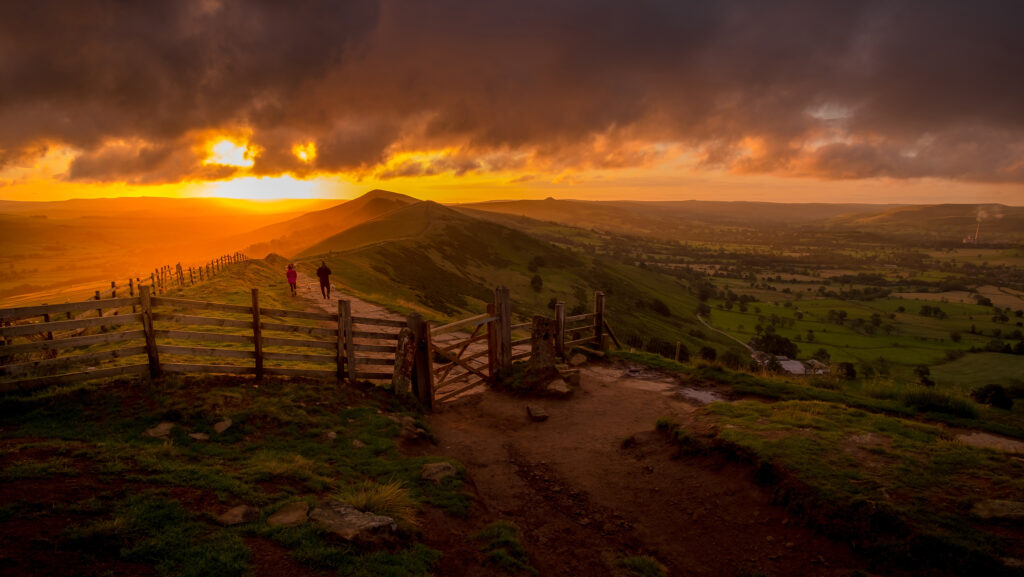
[1,0,1023,183]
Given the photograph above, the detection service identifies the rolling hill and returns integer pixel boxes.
[828,203,1024,243]
[237,189,418,258]
[291,198,742,357]
[456,198,897,241]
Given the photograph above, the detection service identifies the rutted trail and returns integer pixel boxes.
[422,362,877,577]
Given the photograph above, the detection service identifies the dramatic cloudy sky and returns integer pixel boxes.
[1,0,1022,203]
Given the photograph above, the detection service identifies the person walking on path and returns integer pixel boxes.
[286,263,298,296]
[316,261,332,299]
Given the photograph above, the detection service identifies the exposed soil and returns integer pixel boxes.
[418,360,895,577]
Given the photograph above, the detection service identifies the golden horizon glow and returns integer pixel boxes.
[1,141,1022,205]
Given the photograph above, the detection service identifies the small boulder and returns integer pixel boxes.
[546,378,573,397]
[421,462,457,483]
[972,500,1024,521]
[145,422,175,438]
[214,418,233,434]
[352,439,367,449]
[326,431,337,440]
[568,354,588,367]
[216,505,259,526]
[188,433,210,441]
[310,501,398,542]
[267,501,309,528]
[398,416,429,441]
[527,405,549,422]
[559,369,581,387]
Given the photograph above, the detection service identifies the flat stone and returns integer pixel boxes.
[145,422,175,438]
[214,418,233,434]
[352,439,367,448]
[310,501,397,542]
[216,505,259,526]
[559,369,581,387]
[421,462,457,483]
[326,431,337,440]
[527,405,549,422]
[267,501,309,528]
[547,378,573,396]
[972,500,1024,521]
[568,353,588,367]
[188,433,210,441]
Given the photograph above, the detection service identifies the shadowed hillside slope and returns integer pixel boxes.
[294,200,742,357]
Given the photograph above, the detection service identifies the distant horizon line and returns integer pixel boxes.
[1,194,1022,208]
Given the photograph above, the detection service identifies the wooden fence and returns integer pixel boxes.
[0,285,613,407]
[0,286,410,393]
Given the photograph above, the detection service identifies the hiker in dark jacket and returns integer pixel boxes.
[316,261,332,299]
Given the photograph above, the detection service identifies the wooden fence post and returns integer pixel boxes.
[189,267,195,285]
[342,301,350,381]
[251,288,263,379]
[594,291,605,349]
[495,286,511,377]
[554,301,565,359]
[340,299,354,383]
[95,290,102,317]
[129,278,136,313]
[486,302,498,382]
[675,342,682,362]
[110,280,117,298]
[139,285,161,377]
[407,314,434,410]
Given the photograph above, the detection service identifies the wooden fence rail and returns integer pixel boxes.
[1,285,613,409]
[0,287,410,393]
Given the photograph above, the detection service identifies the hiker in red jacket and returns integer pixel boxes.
[286,263,298,296]
[316,261,332,299]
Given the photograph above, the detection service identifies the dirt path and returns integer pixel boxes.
[421,362,881,577]
[293,271,404,321]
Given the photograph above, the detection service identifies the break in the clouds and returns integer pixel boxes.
[1,0,1023,184]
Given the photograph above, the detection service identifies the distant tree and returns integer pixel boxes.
[530,274,543,293]
[914,364,935,387]
[699,346,717,362]
[650,298,671,317]
[547,297,558,310]
[949,331,962,343]
[528,255,546,272]
[696,303,711,317]
[676,342,691,362]
[971,384,1013,410]
[837,362,857,380]
[812,348,831,362]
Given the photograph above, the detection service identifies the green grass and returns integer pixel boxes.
[612,555,668,577]
[703,399,1024,573]
[474,520,537,575]
[0,374,468,575]
[65,493,250,577]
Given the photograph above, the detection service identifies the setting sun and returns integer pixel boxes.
[293,142,317,163]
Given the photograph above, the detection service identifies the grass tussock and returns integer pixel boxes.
[337,480,420,529]
[474,520,537,575]
[611,555,668,577]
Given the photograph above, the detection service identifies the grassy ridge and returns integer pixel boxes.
[293,201,743,356]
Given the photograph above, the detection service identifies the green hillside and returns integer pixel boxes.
[292,201,741,357]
